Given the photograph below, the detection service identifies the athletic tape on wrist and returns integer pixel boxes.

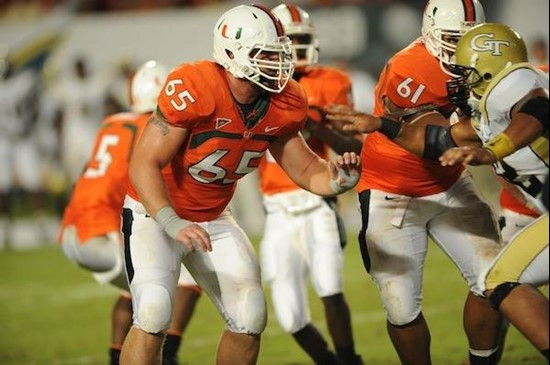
[155,206,191,241]
[330,167,360,194]
[484,133,516,161]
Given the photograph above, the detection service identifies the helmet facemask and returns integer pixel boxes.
[425,21,477,77]
[241,36,295,93]
[288,33,319,71]
[446,63,482,114]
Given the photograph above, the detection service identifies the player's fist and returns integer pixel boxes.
[176,224,212,255]
[326,105,381,134]
[439,146,496,167]
[329,152,361,194]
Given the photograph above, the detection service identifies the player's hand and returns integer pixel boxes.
[175,224,212,254]
[326,105,381,133]
[439,146,496,167]
[329,152,361,194]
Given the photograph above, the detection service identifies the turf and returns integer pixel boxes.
[0,240,546,365]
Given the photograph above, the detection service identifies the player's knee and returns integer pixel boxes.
[227,285,267,335]
[386,305,422,326]
[277,310,309,334]
[135,285,172,334]
[487,282,521,310]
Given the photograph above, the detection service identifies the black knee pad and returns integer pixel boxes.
[489,282,521,310]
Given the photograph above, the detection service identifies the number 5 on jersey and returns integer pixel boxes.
[84,135,120,178]
[165,79,196,111]
[397,78,426,105]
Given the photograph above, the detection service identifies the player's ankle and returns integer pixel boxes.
[469,347,499,365]
[109,345,122,365]
[335,343,360,365]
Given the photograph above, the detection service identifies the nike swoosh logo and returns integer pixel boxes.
[265,126,280,133]
[384,196,399,201]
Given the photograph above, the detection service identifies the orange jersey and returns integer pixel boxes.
[358,39,463,196]
[500,187,541,218]
[258,66,353,195]
[61,113,149,243]
[538,64,549,73]
[127,61,307,222]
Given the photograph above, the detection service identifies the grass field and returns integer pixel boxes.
[0,238,546,365]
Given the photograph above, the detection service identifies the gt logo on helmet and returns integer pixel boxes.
[470,33,511,56]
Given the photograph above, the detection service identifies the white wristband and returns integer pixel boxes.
[155,206,191,240]
[330,167,360,194]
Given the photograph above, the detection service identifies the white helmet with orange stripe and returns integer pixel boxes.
[130,60,169,114]
[213,4,294,93]
[272,4,319,70]
[421,0,485,75]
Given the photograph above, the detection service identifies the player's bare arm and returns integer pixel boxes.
[129,110,211,253]
[304,116,363,155]
[269,131,360,196]
[441,91,549,167]
[327,104,481,159]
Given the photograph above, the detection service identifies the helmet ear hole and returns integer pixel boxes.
[483,73,492,81]
[226,50,235,60]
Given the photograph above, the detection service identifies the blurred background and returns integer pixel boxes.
[0,1,549,365]
[0,0,548,249]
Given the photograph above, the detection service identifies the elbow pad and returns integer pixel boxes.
[423,125,458,160]
[518,97,549,134]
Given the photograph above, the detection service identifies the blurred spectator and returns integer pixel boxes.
[531,38,548,66]
[0,58,48,248]
[51,56,109,183]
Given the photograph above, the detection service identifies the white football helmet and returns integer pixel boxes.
[421,0,485,75]
[130,60,169,114]
[213,4,294,93]
[272,4,319,70]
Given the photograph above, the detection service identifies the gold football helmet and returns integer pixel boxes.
[449,23,528,97]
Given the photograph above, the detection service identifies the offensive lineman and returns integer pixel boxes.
[121,5,360,365]
[327,1,505,364]
[328,23,549,361]
[258,4,362,365]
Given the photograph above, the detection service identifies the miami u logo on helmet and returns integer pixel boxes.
[470,33,511,56]
[219,23,243,40]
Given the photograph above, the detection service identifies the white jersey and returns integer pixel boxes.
[469,63,549,211]
[0,70,40,138]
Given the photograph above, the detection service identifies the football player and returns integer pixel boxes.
[440,24,549,359]
[328,23,549,361]
[59,61,202,365]
[256,4,362,365]
[120,5,360,365]
[326,1,506,364]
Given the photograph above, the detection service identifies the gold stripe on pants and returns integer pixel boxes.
[485,214,549,291]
